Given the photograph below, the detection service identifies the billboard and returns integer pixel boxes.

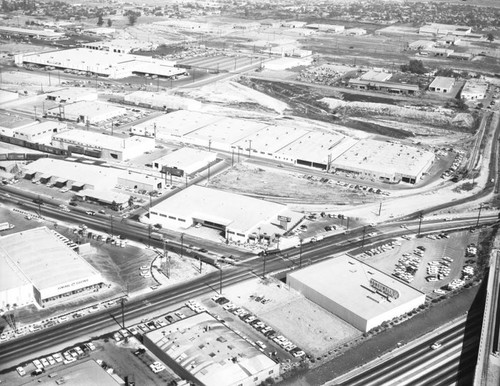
[161,166,184,177]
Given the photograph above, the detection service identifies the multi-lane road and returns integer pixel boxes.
[0,185,498,369]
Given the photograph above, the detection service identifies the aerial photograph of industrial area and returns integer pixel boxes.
[0,0,499,385]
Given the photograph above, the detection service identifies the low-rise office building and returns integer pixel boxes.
[287,255,426,332]
[143,312,280,386]
[428,76,455,93]
[461,80,488,100]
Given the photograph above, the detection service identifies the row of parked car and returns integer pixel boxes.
[212,294,305,358]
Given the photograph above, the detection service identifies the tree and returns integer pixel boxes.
[456,97,469,111]
[128,13,138,26]
[97,14,104,27]
[487,33,494,43]
[401,59,427,74]
[107,18,112,27]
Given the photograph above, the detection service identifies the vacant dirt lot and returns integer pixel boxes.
[208,162,379,205]
[224,277,361,357]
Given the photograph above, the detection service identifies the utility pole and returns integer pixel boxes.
[262,251,266,279]
[180,233,184,258]
[476,203,484,228]
[247,139,252,158]
[219,267,223,294]
[346,217,350,230]
[417,212,423,236]
[199,255,202,273]
[207,162,211,184]
[378,202,382,216]
[148,224,152,247]
[110,214,114,237]
[231,148,234,166]
[362,226,367,248]
[299,238,303,268]
[120,298,126,328]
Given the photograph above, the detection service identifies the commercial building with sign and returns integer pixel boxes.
[0,227,105,308]
[149,185,302,243]
[143,312,280,386]
[287,255,426,332]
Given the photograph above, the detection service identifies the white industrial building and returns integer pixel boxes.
[419,23,472,36]
[331,139,435,184]
[408,40,435,51]
[124,91,200,111]
[23,158,164,194]
[14,121,67,144]
[306,24,344,33]
[45,88,98,104]
[51,129,155,161]
[359,71,392,82]
[0,26,64,40]
[14,48,184,79]
[149,185,302,243]
[0,90,19,104]
[46,101,127,124]
[461,80,488,100]
[428,77,455,93]
[143,312,280,386]
[152,147,217,175]
[287,255,426,332]
[0,112,35,137]
[0,227,105,308]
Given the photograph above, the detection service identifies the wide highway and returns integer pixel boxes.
[0,187,497,367]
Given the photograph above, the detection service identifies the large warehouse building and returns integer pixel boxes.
[152,147,217,175]
[15,48,187,79]
[0,227,105,308]
[143,312,280,386]
[149,185,302,243]
[46,101,127,124]
[24,158,165,196]
[51,129,155,161]
[287,255,426,332]
[331,139,435,184]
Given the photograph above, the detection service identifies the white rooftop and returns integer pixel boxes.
[189,117,268,145]
[52,101,127,121]
[332,139,435,177]
[151,185,289,233]
[0,227,102,293]
[15,120,67,135]
[276,131,352,165]
[288,255,426,320]
[153,147,215,168]
[429,76,455,90]
[360,71,392,82]
[53,129,128,151]
[23,158,124,190]
[145,312,278,386]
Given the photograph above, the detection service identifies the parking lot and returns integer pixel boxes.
[358,230,477,294]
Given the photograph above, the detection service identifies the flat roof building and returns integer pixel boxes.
[0,89,19,104]
[287,255,426,332]
[348,79,419,95]
[331,139,435,184]
[428,76,455,93]
[461,80,488,101]
[0,227,105,307]
[15,48,182,79]
[45,88,98,104]
[0,112,36,137]
[152,147,217,175]
[52,128,155,161]
[419,23,472,36]
[143,312,280,386]
[124,91,200,111]
[0,26,64,40]
[46,100,127,124]
[359,71,392,82]
[149,185,302,243]
[14,120,67,144]
[408,40,435,51]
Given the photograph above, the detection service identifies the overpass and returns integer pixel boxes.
[474,249,500,386]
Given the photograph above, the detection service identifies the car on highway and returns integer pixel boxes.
[430,341,442,350]
[16,366,26,376]
[86,210,96,216]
